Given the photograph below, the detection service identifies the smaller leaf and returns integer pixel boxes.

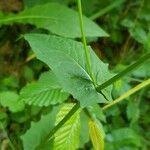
[89,119,105,150]
[53,104,81,150]
[0,91,25,113]
[111,128,141,147]
[20,71,69,106]
[121,18,134,28]
[129,27,148,44]
[132,60,150,78]
[127,100,140,124]
[87,104,106,122]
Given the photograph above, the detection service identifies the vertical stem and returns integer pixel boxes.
[77,0,96,85]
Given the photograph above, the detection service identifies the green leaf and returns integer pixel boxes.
[121,18,134,28]
[89,119,105,150]
[21,106,60,150]
[20,71,69,106]
[24,33,113,107]
[127,100,140,124]
[53,104,80,150]
[0,91,25,113]
[111,128,141,147]
[112,77,131,98]
[87,104,106,122]
[80,111,90,148]
[132,60,150,78]
[129,27,148,44]
[0,3,108,38]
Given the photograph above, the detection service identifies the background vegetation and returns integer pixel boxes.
[0,0,150,149]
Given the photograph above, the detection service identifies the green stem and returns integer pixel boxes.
[44,103,80,142]
[96,52,150,92]
[102,78,150,110]
[77,0,96,85]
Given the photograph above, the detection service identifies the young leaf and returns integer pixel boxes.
[24,33,113,107]
[53,104,80,150]
[0,91,25,113]
[0,3,108,38]
[89,119,105,150]
[20,71,69,106]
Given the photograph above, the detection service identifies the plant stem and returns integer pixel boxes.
[102,78,150,110]
[47,103,80,140]
[96,52,150,92]
[77,0,96,85]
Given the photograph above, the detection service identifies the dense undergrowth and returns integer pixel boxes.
[0,0,150,150]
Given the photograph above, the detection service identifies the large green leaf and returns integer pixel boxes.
[53,104,80,150]
[0,91,25,113]
[21,106,60,150]
[20,71,69,106]
[0,3,108,38]
[24,33,113,107]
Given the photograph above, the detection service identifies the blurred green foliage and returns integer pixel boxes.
[0,0,150,149]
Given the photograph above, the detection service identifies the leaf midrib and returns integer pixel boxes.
[0,16,58,23]
[41,49,93,84]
